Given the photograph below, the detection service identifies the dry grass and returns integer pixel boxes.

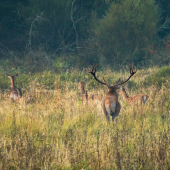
[0,67,170,169]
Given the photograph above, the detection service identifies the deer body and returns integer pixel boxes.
[103,88,121,121]
[89,64,136,122]
[78,78,88,103]
[78,78,100,104]
[7,73,22,101]
[119,87,149,105]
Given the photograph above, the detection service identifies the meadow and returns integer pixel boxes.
[0,65,170,169]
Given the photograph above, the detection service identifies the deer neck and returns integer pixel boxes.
[80,86,86,95]
[10,77,15,88]
[121,90,129,102]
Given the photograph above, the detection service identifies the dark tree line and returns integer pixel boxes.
[0,0,170,69]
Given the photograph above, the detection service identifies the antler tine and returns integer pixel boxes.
[103,77,110,87]
[94,64,97,72]
[133,68,137,74]
[129,64,132,74]
[129,64,137,75]
[115,78,120,84]
[89,64,107,86]
[89,64,96,73]
[92,64,96,72]
[103,77,107,84]
[113,64,137,87]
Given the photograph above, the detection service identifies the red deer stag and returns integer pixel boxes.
[89,64,137,122]
[7,73,22,101]
[119,87,149,106]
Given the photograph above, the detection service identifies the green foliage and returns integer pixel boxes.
[0,75,10,90]
[0,0,29,52]
[0,0,170,69]
[127,80,137,90]
[0,60,10,74]
[94,0,160,65]
[0,59,26,75]
[52,59,70,73]
[143,66,170,87]
[32,71,56,89]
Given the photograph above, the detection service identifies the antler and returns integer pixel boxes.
[113,64,137,87]
[89,64,109,86]
[89,64,136,88]
[115,78,120,84]
[129,64,137,75]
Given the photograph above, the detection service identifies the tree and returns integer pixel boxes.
[156,0,170,38]
[94,0,160,65]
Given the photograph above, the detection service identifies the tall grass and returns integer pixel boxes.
[0,66,170,169]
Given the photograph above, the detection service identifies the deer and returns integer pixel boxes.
[78,78,88,103]
[89,64,137,122]
[7,73,22,101]
[119,87,149,106]
[78,78,102,104]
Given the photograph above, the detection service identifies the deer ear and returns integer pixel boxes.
[106,83,110,88]
[7,74,11,78]
[84,78,87,84]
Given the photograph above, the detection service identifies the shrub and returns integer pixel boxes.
[143,66,170,87]
[94,0,160,65]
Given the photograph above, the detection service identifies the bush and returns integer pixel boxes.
[143,66,170,87]
[94,0,160,65]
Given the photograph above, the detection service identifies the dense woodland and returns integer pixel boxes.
[0,0,170,72]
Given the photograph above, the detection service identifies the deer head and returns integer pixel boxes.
[89,64,137,92]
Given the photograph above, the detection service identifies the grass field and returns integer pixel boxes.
[0,66,170,169]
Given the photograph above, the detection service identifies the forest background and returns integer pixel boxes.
[0,0,170,72]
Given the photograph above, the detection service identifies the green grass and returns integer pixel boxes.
[0,66,170,169]
[143,66,170,87]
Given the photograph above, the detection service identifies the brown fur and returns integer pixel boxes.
[7,73,22,101]
[119,87,149,106]
[102,86,121,122]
